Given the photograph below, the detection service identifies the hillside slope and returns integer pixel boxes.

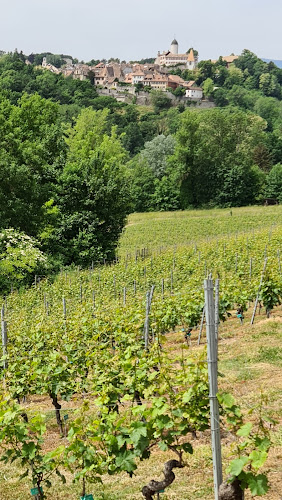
[0,206,281,499]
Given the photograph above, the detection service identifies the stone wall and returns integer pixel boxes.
[96,88,215,109]
[97,88,151,105]
[189,100,216,109]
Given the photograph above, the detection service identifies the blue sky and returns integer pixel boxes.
[1,0,281,62]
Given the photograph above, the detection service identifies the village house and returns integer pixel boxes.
[185,86,203,99]
[167,74,186,89]
[132,71,145,85]
[211,54,239,68]
[143,73,168,90]
[123,73,133,84]
[61,67,75,77]
[73,64,90,81]
[92,63,123,87]
[93,65,106,85]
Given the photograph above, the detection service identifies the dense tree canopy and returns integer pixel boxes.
[0,93,65,236]
[0,49,281,270]
[173,108,267,207]
[265,164,282,202]
[140,134,176,178]
[50,109,131,265]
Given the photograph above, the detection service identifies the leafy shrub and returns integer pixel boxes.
[0,228,46,292]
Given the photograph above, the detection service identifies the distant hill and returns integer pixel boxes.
[262,58,282,69]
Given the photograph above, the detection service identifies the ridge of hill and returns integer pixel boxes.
[262,58,282,68]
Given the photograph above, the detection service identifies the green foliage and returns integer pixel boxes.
[260,275,282,316]
[197,60,215,84]
[225,67,244,88]
[129,157,155,212]
[259,73,280,98]
[0,93,64,237]
[254,96,282,131]
[63,402,105,495]
[213,88,229,107]
[129,135,179,212]
[50,108,131,265]
[218,392,272,496]
[265,163,282,201]
[140,134,176,178]
[0,53,98,106]
[153,174,181,211]
[150,91,172,113]
[202,78,214,98]
[0,398,65,496]
[46,54,64,68]
[170,86,185,97]
[1,48,282,264]
[0,229,46,291]
[256,347,282,365]
[0,208,281,497]
[173,107,267,207]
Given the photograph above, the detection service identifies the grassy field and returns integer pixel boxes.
[0,206,281,499]
[119,205,282,256]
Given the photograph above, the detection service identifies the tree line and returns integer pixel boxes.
[0,50,281,279]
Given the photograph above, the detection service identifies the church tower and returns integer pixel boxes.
[170,38,178,55]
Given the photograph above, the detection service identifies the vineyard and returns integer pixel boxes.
[0,206,282,499]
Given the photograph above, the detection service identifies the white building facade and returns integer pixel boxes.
[186,87,203,99]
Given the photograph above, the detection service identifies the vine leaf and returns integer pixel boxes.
[237,422,252,437]
[247,474,269,496]
[228,457,248,476]
[249,450,268,470]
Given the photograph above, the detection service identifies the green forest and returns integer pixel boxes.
[0,49,282,285]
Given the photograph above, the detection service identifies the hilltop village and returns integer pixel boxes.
[39,39,238,103]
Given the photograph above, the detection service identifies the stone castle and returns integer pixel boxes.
[155,39,198,70]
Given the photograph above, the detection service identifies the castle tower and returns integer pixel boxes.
[170,39,178,55]
[187,49,198,70]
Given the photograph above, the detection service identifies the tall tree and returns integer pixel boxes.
[51,108,131,265]
[0,94,64,237]
[173,108,267,207]
[140,134,176,178]
[265,164,282,201]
